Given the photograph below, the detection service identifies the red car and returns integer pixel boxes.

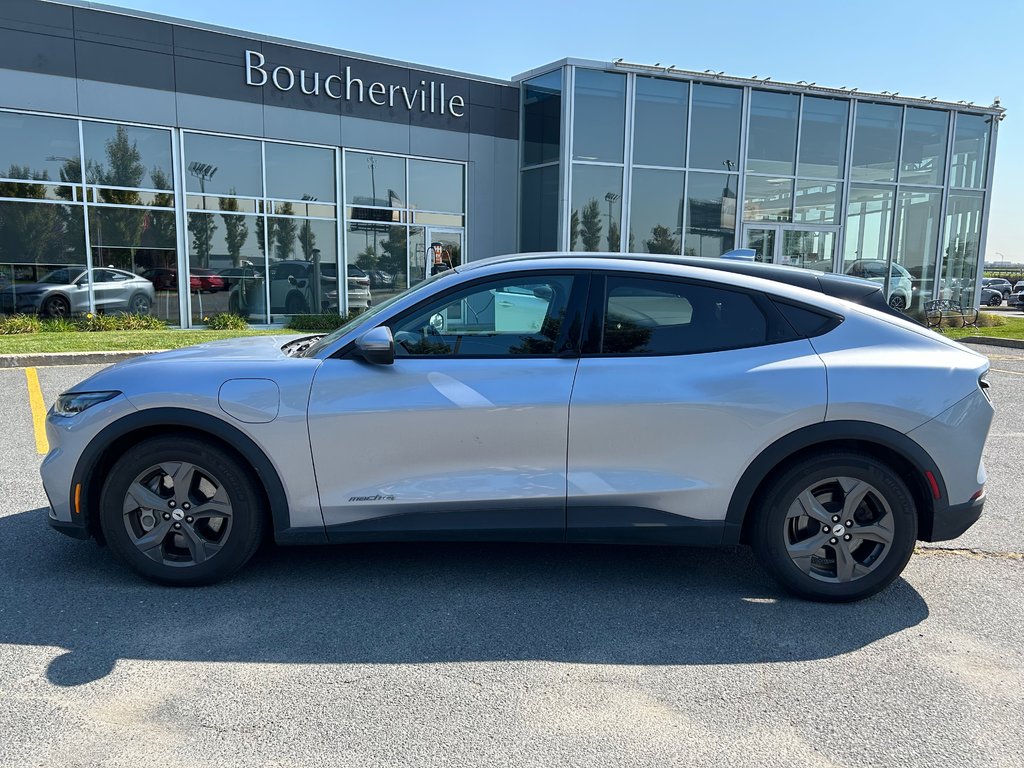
[141,268,227,293]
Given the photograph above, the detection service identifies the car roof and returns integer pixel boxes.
[460,252,888,308]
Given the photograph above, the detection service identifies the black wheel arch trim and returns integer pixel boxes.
[68,407,323,544]
[723,420,948,545]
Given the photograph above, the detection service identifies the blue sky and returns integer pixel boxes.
[114,0,1022,262]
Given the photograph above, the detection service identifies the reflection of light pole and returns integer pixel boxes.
[366,156,378,261]
[187,161,217,198]
[604,192,620,249]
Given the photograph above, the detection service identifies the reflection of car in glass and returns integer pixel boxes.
[368,269,396,289]
[982,277,1012,299]
[227,261,371,316]
[845,260,912,311]
[1010,284,1024,310]
[142,268,229,293]
[44,254,992,602]
[2,267,154,317]
[980,287,1003,307]
[217,266,264,290]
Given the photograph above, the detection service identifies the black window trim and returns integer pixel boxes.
[336,269,591,361]
[580,269,819,359]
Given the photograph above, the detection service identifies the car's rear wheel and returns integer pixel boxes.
[128,292,152,314]
[99,436,266,586]
[888,294,907,311]
[988,294,1002,307]
[751,451,917,602]
[43,294,70,318]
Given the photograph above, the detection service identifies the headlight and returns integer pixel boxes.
[54,391,119,416]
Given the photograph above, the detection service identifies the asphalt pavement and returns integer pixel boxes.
[0,346,1021,767]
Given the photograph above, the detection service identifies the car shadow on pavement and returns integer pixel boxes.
[0,509,929,686]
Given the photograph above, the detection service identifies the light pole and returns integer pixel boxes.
[186,162,218,270]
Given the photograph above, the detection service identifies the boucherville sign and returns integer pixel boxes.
[244,50,466,117]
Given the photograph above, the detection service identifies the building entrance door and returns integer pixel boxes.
[742,225,838,272]
[424,228,463,278]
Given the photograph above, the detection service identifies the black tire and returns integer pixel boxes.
[128,292,152,314]
[43,294,70,318]
[99,436,266,586]
[750,450,918,602]
[888,294,907,311]
[988,294,1002,307]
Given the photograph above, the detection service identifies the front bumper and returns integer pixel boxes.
[920,493,985,542]
[47,509,90,540]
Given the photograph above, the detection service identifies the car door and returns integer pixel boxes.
[566,272,828,545]
[307,271,586,541]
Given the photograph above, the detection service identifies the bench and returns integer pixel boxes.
[924,299,979,330]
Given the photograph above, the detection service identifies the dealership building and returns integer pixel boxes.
[0,0,1004,326]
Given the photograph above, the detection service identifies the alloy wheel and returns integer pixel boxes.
[122,461,233,567]
[783,476,895,583]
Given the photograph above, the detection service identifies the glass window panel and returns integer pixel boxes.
[900,108,948,186]
[184,133,263,197]
[407,226,425,288]
[851,103,902,182]
[83,123,173,190]
[951,113,991,188]
[392,274,574,357]
[520,165,560,252]
[798,97,848,179]
[186,211,264,323]
[743,227,776,264]
[0,200,85,268]
[0,112,81,184]
[265,143,336,202]
[522,70,562,167]
[93,188,175,208]
[632,76,687,167]
[187,195,259,213]
[346,152,405,208]
[780,229,835,271]
[892,189,940,314]
[793,180,842,224]
[569,164,622,252]
[348,222,409,297]
[743,175,793,223]
[842,185,894,274]
[346,206,403,223]
[88,207,177,323]
[0,180,78,202]
[409,160,464,213]
[266,217,340,320]
[684,172,737,257]
[941,192,984,307]
[747,90,799,175]
[629,168,684,254]
[601,275,769,355]
[572,69,626,163]
[688,84,741,171]
[412,212,463,226]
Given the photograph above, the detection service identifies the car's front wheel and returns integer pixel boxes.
[99,436,266,585]
[988,294,1002,307]
[888,294,907,311]
[751,451,917,602]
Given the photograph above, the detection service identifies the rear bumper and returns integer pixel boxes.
[920,494,984,542]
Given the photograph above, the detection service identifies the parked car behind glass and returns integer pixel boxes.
[1,266,154,317]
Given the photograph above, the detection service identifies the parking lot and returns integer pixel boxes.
[0,344,1022,768]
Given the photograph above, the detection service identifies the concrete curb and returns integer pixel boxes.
[959,337,1024,351]
[0,349,164,369]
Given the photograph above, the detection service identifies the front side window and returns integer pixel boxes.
[391,275,575,357]
[600,275,772,355]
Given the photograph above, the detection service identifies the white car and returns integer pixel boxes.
[845,260,913,311]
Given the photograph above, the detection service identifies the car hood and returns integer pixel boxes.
[114,333,310,367]
[9,283,55,294]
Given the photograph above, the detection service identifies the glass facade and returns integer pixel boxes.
[518,64,999,318]
[0,109,466,326]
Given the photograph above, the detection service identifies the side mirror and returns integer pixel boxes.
[355,325,394,365]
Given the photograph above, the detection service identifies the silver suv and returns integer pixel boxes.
[2,266,154,317]
[41,254,992,601]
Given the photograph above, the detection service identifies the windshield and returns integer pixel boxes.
[38,268,84,285]
[301,269,457,357]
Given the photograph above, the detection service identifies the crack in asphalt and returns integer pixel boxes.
[915,545,1023,561]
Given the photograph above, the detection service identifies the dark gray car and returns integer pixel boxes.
[1,266,154,317]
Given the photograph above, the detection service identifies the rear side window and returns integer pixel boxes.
[772,300,840,338]
[599,275,773,355]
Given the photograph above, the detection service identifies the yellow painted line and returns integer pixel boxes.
[24,367,49,455]
[990,368,1024,377]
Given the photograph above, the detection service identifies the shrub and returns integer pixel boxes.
[76,312,166,332]
[40,317,77,333]
[0,314,41,335]
[203,312,249,330]
[286,311,361,332]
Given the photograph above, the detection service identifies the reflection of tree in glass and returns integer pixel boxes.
[508,311,563,355]
[143,168,176,251]
[256,216,278,260]
[91,127,147,259]
[298,195,317,262]
[187,213,217,268]
[219,191,249,267]
[355,243,378,272]
[379,227,408,282]
[569,209,579,250]
[645,224,679,255]
[274,203,297,260]
[603,314,653,353]
[0,166,75,266]
[607,220,620,252]
[397,335,451,355]
[580,199,602,251]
